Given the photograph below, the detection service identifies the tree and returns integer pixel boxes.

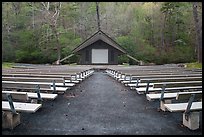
[192,2,202,63]
[40,2,62,64]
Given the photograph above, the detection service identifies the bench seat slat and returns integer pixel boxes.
[2,101,42,113]
[146,93,178,101]
[164,102,202,112]
[136,86,202,93]
[2,91,58,100]
[146,91,202,101]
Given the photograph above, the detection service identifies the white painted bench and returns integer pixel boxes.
[2,98,42,129]
[146,91,202,111]
[164,102,202,130]
[146,91,202,101]
[2,81,75,87]
[153,81,202,88]
[131,73,202,79]
[136,86,202,94]
[2,81,70,93]
[2,101,42,113]
[2,90,58,100]
[163,92,202,130]
[164,102,202,112]
[140,77,202,83]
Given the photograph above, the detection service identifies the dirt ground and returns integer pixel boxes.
[2,67,202,135]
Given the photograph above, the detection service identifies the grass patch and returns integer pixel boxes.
[68,63,77,66]
[186,62,202,69]
[2,62,15,68]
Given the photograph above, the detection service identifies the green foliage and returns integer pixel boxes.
[186,62,202,69]
[118,54,129,64]
[2,2,200,65]
[116,35,157,64]
[2,62,15,68]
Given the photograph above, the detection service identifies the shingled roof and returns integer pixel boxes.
[72,30,127,54]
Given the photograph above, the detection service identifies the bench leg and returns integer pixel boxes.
[183,112,200,130]
[160,100,172,111]
[2,111,21,130]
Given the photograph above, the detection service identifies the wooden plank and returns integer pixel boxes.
[2,101,42,113]
[2,91,58,100]
[2,92,29,101]
[146,93,178,101]
[2,81,55,85]
[2,77,64,83]
[140,77,202,83]
[51,82,75,87]
[176,92,202,101]
[146,91,202,101]
[136,86,202,94]
[2,81,74,88]
[153,81,202,88]
[128,83,153,87]
[65,80,80,83]
[164,102,202,112]
[2,81,51,89]
[121,80,139,84]
[50,87,68,92]
[2,86,68,93]
[131,74,202,79]
[2,74,73,78]
[27,92,58,100]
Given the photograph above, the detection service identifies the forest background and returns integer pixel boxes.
[2,2,202,65]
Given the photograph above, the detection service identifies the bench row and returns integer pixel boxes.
[105,68,202,130]
[2,68,95,129]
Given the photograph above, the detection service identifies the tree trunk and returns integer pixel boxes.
[96,2,101,31]
[192,2,202,63]
[52,26,61,64]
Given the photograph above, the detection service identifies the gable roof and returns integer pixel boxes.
[72,30,127,54]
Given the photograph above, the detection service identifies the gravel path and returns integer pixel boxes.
[2,71,202,135]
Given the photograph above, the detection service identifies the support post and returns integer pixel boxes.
[160,84,166,101]
[182,94,200,130]
[53,80,56,93]
[184,94,195,120]
[63,77,66,86]
[6,93,17,114]
[35,85,43,103]
[145,81,150,94]
[136,78,139,87]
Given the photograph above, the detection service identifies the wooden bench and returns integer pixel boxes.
[2,90,58,101]
[2,101,42,113]
[164,97,202,130]
[2,81,71,93]
[140,77,202,83]
[146,90,202,111]
[131,73,202,79]
[121,77,202,87]
[2,93,42,129]
[146,91,202,101]
[114,73,202,84]
[2,76,82,85]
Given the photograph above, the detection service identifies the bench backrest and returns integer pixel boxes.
[153,81,202,88]
[2,92,29,102]
[176,91,202,101]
